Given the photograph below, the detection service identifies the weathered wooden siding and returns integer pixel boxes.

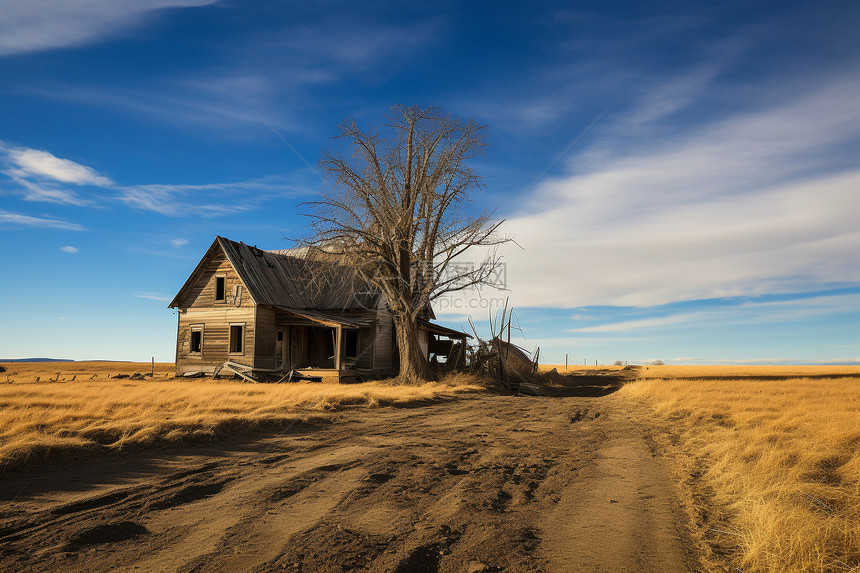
[175,307,256,374]
[254,305,277,370]
[353,327,374,370]
[373,301,395,376]
[172,243,403,378]
[180,252,254,309]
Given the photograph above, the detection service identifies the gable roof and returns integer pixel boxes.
[169,236,379,310]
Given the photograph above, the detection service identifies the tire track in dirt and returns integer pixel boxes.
[542,404,690,572]
[0,395,696,572]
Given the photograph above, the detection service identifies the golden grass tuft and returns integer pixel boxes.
[0,376,484,471]
[622,376,860,572]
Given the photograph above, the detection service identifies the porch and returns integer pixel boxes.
[269,306,378,382]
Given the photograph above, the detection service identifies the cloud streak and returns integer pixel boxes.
[0,210,85,231]
[0,0,217,57]
[134,292,171,302]
[571,292,860,333]
[0,143,111,205]
[24,13,439,134]
[0,141,312,217]
[7,147,112,185]
[117,176,311,216]
[502,75,860,308]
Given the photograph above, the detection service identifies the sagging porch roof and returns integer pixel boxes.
[418,319,472,339]
[272,306,376,328]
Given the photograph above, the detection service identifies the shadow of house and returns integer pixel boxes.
[168,236,468,382]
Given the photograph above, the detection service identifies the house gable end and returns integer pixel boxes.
[169,236,257,309]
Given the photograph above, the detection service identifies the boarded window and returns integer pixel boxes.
[215,276,226,302]
[344,330,358,358]
[229,324,244,353]
[190,325,203,353]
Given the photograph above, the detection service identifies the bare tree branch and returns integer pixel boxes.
[299,105,512,381]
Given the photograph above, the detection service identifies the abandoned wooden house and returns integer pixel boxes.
[168,236,469,382]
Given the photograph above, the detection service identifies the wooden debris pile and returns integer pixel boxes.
[466,299,539,393]
[206,361,328,384]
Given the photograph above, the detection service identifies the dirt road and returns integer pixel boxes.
[0,393,694,572]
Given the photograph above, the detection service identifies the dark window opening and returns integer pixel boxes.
[215,276,226,301]
[190,328,203,353]
[344,330,358,358]
[229,324,244,353]
[276,330,285,367]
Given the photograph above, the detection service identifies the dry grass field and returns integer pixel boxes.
[635,364,860,379]
[0,360,176,383]
[0,362,484,471]
[4,360,860,572]
[621,371,860,572]
[539,363,626,373]
[539,363,860,378]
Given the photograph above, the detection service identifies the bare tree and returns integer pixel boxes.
[302,105,509,381]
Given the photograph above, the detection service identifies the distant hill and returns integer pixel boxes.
[0,358,74,363]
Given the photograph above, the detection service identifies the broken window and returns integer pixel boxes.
[190,325,203,353]
[229,324,244,353]
[215,276,226,302]
[344,330,358,358]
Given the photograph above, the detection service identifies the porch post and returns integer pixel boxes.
[371,325,377,371]
[334,324,342,380]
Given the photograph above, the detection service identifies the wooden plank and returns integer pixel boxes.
[254,305,277,370]
[181,252,253,310]
[223,362,260,383]
[335,324,342,375]
[176,306,256,375]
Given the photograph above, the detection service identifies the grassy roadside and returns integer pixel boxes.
[621,376,860,572]
[0,374,485,471]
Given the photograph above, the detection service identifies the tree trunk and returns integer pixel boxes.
[393,315,433,382]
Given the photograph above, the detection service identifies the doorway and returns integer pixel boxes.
[276,329,287,369]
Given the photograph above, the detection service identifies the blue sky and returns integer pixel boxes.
[1,0,858,364]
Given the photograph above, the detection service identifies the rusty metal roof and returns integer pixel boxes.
[169,236,380,310]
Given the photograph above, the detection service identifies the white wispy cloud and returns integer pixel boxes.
[117,176,309,216]
[134,292,171,302]
[6,177,89,205]
[0,143,111,205]
[7,147,112,185]
[60,245,79,253]
[24,14,439,133]
[170,238,189,248]
[502,75,860,308]
[0,210,85,231]
[572,312,711,333]
[42,76,294,134]
[570,293,860,333]
[0,141,310,216]
[0,0,217,57]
